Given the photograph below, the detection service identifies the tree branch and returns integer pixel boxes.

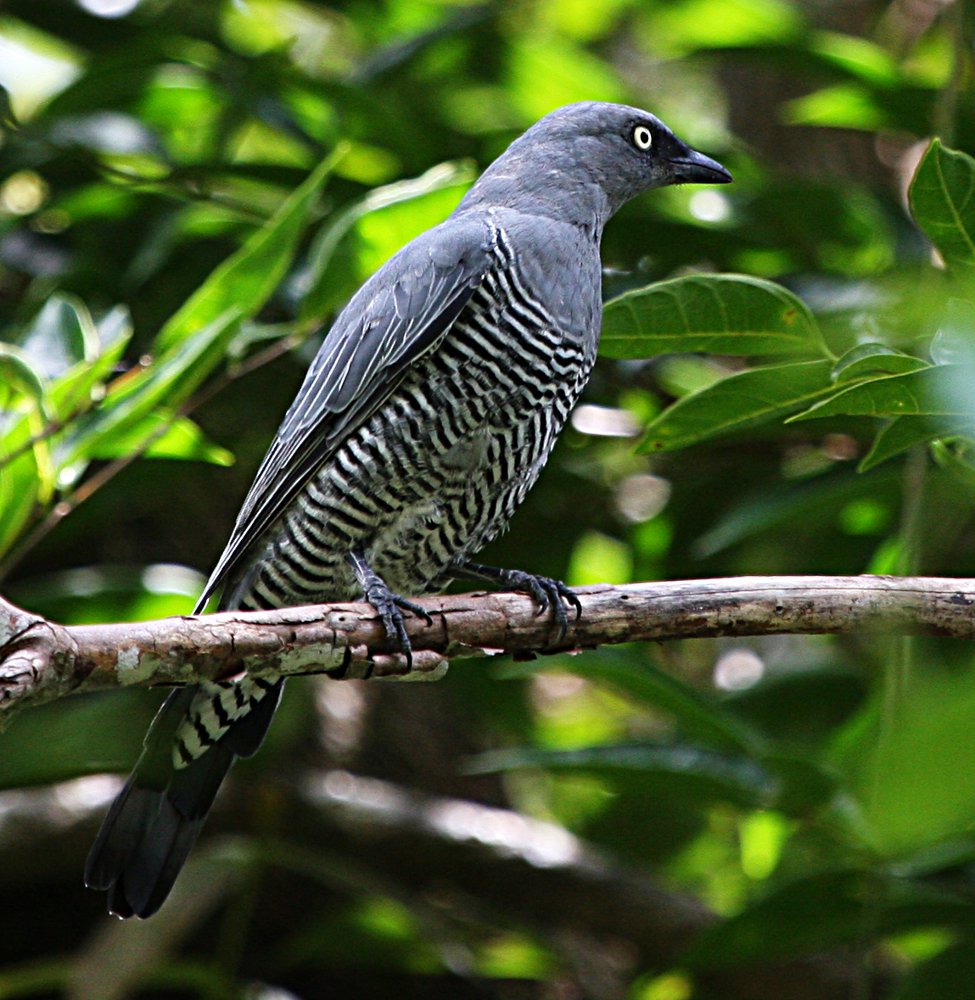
[0,769,884,999]
[2,574,975,723]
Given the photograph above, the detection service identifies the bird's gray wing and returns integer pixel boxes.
[195,218,493,612]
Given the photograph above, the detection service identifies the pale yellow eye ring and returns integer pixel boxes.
[632,125,653,151]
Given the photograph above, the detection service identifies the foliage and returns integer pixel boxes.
[2,1,975,998]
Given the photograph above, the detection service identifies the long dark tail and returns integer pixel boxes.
[85,677,283,918]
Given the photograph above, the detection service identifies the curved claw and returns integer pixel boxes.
[367,586,415,670]
[450,560,581,641]
[350,552,434,671]
[520,575,551,616]
[395,596,435,629]
[549,580,582,641]
[556,581,583,621]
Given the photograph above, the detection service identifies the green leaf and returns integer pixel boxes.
[807,31,900,86]
[894,939,975,1000]
[507,34,623,120]
[0,692,157,788]
[929,297,975,365]
[298,160,474,324]
[16,294,98,380]
[28,151,342,475]
[0,471,37,562]
[0,344,47,416]
[784,83,890,130]
[684,870,973,968]
[638,360,835,453]
[519,650,765,754]
[0,305,133,555]
[0,410,42,562]
[62,307,244,466]
[791,365,975,421]
[601,274,827,360]
[154,145,345,354]
[831,343,930,382]
[7,563,201,624]
[909,139,975,275]
[87,411,234,466]
[860,416,975,471]
[0,347,51,558]
[836,662,975,855]
[467,743,776,809]
[693,466,901,557]
[0,81,17,127]
[46,305,132,419]
[650,0,803,54]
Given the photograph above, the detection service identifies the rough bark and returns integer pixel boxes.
[3,574,975,724]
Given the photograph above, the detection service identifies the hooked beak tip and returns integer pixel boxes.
[669,150,733,185]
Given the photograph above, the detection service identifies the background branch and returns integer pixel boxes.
[0,769,883,1000]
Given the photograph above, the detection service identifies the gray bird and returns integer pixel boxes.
[85,101,731,917]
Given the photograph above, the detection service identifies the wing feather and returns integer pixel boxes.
[195,218,493,612]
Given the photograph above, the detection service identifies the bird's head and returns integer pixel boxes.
[460,101,732,228]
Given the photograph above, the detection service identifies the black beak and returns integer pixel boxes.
[668,146,733,185]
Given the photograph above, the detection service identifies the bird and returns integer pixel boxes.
[85,101,731,918]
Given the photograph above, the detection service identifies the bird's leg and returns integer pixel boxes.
[451,559,582,640]
[348,552,434,669]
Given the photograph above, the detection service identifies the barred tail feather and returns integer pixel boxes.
[85,679,283,918]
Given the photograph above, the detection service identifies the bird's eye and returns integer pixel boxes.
[632,125,653,151]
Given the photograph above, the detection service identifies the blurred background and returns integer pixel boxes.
[1,0,975,997]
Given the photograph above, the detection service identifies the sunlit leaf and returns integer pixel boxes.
[0,304,134,558]
[298,161,475,323]
[835,663,975,855]
[154,145,345,353]
[16,294,97,380]
[86,411,234,466]
[648,0,802,55]
[558,651,764,754]
[7,563,201,624]
[506,35,622,123]
[784,83,889,130]
[46,305,132,418]
[0,344,46,416]
[537,0,635,41]
[0,345,52,556]
[566,531,632,585]
[808,31,899,86]
[61,307,244,466]
[601,275,827,360]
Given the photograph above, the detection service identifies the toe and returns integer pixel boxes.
[558,583,583,621]
[396,597,434,628]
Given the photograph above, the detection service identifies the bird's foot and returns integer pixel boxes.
[453,560,581,640]
[349,552,433,670]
